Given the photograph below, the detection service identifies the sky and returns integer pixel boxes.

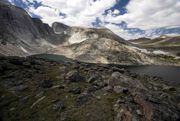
[8,0,180,40]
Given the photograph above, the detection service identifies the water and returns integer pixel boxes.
[33,54,180,83]
[125,65,180,83]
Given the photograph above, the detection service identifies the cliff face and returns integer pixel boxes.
[0,3,40,42]
[0,2,55,56]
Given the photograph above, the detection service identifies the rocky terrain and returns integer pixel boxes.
[0,55,180,121]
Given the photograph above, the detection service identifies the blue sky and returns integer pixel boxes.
[8,0,180,39]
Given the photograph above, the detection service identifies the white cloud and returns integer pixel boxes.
[105,0,180,30]
[104,23,143,40]
[26,0,116,26]
[8,0,180,39]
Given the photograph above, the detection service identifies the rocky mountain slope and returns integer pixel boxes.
[0,2,61,56]
[130,36,180,47]
[130,36,180,57]
[0,55,179,121]
[50,22,154,65]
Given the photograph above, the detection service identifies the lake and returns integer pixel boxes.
[125,65,180,83]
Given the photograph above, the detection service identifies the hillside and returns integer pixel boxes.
[130,36,180,56]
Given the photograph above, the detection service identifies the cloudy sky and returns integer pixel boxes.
[8,0,180,39]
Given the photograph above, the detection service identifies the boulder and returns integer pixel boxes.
[107,72,122,87]
[69,87,81,94]
[41,80,53,88]
[52,100,65,111]
[113,86,129,94]
[76,93,91,106]
[66,70,85,82]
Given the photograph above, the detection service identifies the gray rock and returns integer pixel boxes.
[107,72,122,87]
[113,86,129,94]
[136,109,143,116]
[11,84,28,92]
[76,93,91,106]
[69,87,81,94]
[52,100,65,111]
[87,75,99,83]
[66,70,85,82]
[86,85,98,93]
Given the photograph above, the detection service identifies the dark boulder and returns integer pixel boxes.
[66,70,85,82]
[40,80,53,88]
[52,100,65,111]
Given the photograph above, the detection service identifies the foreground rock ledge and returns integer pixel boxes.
[0,56,179,121]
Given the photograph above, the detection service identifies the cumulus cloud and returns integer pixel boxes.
[8,0,180,39]
[104,23,143,40]
[105,0,180,30]
[26,0,116,26]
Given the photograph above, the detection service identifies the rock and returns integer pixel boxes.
[8,57,25,65]
[23,62,31,68]
[92,81,106,88]
[107,72,122,87]
[87,75,99,83]
[103,86,113,92]
[66,70,85,82]
[113,86,129,94]
[40,80,53,88]
[69,87,81,94]
[112,67,125,73]
[52,100,65,111]
[86,85,99,93]
[11,84,28,92]
[163,86,176,92]
[76,93,91,106]
[130,73,138,78]
[136,109,143,116]
[116,98,125,104]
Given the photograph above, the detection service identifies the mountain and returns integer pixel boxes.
[0,2,180,65]
[130,36,180,56]
[0,1,70,56]
[0,2,54,56]
[0,2,154,65]
[49,22,153,65]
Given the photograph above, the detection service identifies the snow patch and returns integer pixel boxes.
[68,33,88,44]
[131,46,151,54]
[20,46,28,53]
[132,46,170,55]
[39,39,56,48]
[153,50,169,55]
